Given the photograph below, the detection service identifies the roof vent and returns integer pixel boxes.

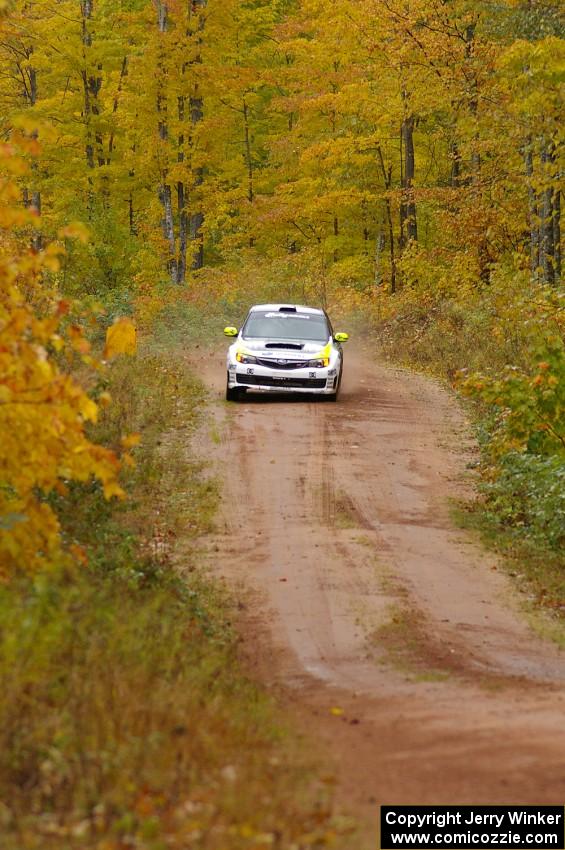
[278,306,297,313]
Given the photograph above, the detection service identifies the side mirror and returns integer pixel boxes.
[334,332,349,343]
[224,326,238,337]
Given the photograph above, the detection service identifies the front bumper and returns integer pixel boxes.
[228,364,339,395]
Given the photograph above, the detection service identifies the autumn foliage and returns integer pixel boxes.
[0,135,123,576]
[0,0,560,294]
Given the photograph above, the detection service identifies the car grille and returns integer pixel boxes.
[256,358,307,370]
[236,375,327,389]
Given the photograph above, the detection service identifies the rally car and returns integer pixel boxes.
[224,304,349,402]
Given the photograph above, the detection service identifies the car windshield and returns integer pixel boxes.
[242,311,330,342]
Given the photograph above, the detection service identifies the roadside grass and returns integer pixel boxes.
[0,572,347,849]
[0,324,352,848]
[152,294,249,353]
[56,348,215,577]
[453,502,565,645]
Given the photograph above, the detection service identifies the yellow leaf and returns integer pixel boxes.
[79,397,98,422]
[121,432,141,449]
[104,318,137,359]
[42,254,61,273]
[103,481,126,500]
[329,707,344,717]
[58,222,90,244]
[51,335,65,352]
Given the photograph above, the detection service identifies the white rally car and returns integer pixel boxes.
[224,304,349,402]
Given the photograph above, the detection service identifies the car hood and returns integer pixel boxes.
[239,338,330,357]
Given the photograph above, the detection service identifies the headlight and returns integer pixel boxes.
[236,352,257,364]
[308,357,330,368]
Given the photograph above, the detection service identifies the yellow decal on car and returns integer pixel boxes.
[315,342,332,359]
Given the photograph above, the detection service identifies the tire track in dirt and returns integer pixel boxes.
[192,342,565,847]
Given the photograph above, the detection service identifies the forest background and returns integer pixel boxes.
[0,0,563,846]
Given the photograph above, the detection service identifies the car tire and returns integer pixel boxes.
[226,375,241,402]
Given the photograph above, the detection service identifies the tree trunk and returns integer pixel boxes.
[81,1,103,171]
[177,92,187,284]
[400,111,417,248]
[243,97,254,204]
[81,69,95,171]
[156,1,179,283]
[157,1,168,142]
[80,0,94,172]
[129,188,135,236]
[540,140,555,286]
[108,56,128,163]
[177,181,188,283]
[159,183,178,282]
[242,96,255,248]
[450,139,461,188]
[553,189,561,283]
[523,139,539,281]
[25,57,42,250]
[386,197,396,294]
[465,24,481,178]
[377,146,396,293]
[374,226,385,289]
[188,0,206,270]
[333,216,338,263]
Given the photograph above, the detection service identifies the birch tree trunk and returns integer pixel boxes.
[156,0,178,283]
[189,0,206,271]
[177,91,188,284]
[377,146,396,293]
[81,0,95,171]
[24,53,42,250]
[465,21,490,284]
[81,1,104,172]
[523,138,540,281]
[242,95,255,248]
[374,226,385,289]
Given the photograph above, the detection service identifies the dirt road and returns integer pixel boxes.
[195,343,565,847]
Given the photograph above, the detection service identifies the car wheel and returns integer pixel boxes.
[226,374,241,402]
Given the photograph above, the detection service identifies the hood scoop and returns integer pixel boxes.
[265,342,304,350]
